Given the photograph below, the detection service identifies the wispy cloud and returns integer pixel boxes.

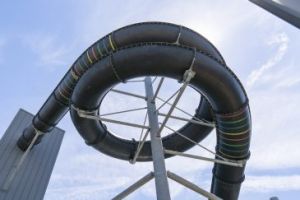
[76,0,262,48]
[0,38,5,63]
[247,89,300,170]
[275,76,300,88]
[247,33,289,87]
[46,181,128,200]
[259,62,300,90]
[21,33,70,70]
[244,175,300,192]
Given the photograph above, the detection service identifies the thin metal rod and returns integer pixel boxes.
[162,124,227,161]
[95,117,150,129]
[126,79,145,83]
[2,130,43,190]
[100,107,147,117]
[112,172,154,200]
[158,112,215,128]
[131,129,150,164]
[132,112,149,163]
[164,149,244,167]
[110,89,146,100]
[167,171,222,200]
[156,81,190,137]
[156,66,196,136]
[152,77,164,101]
[156,96,215,126]
[78,113,150,129]
[152,76,158,84]
[137,112,148,150]
[156,88,180,112]
[144,77,171,200]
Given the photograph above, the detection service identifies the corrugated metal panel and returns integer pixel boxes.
[0,109,64,200]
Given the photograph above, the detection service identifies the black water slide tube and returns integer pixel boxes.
[17,22,251,200]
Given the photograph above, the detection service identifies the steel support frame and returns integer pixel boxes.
[111,76,224,200]
[144,77,171,200]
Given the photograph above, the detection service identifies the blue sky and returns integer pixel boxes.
[0,0,300,199]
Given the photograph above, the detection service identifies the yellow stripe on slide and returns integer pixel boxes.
[218,150,248,159]
[109,34,116,50]
[219,128,250,136]
[86,51,93,64]
[58,89,69,101]
[70,70,79,80]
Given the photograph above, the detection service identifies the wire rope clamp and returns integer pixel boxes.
[183,68,196,83]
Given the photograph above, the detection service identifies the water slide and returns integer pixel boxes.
[16,22,251,200]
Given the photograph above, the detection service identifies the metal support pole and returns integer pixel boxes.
[144,77,171,200]
[112,172,154,200]
[167,171,222,200]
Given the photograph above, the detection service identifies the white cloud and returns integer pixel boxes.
[255,62,300,89]
[46,181,128,200]
[21,33,71,70]
[0,38,5,63]
[275,76,300,88]
[46,150,214,200]
[247,33,289,87]
[244,175,300,192]
[242,32,300,171]
[246,89,300,170]
[76,0,263,48]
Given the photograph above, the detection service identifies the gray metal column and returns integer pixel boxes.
[144,77,171,200]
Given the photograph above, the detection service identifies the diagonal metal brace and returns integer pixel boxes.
[112,172,154,200]
[2,128,45,191]
[156,52,196,137]
[167,171,222,200]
